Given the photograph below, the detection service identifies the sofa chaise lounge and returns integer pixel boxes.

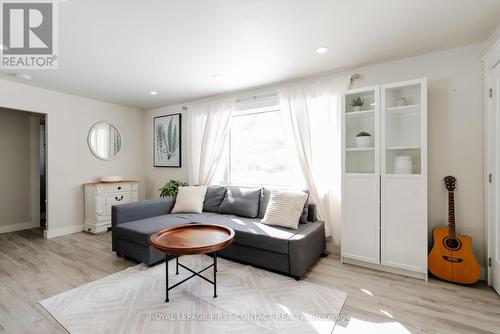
[111,186,326,280]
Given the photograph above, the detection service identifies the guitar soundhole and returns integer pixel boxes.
[443,237,461,250]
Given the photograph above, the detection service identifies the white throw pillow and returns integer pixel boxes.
[261,189,308,229]
[171,186,208,214]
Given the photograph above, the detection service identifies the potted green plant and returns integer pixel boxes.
[355,131,372,148]
[159,179,187,197]
[350,97,364,112]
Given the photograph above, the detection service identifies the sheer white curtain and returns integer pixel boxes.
[279,76,350,242]
[187,98,236,185]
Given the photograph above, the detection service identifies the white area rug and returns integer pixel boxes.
[40,256,347,334]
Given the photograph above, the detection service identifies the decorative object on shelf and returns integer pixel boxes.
[154,113,181,167]
[159,179,187,197]
[355,131,372,148]
[394,155,413,174]
[88,121,122,161]
[350,97,365,112]
[100,176,123,182]
[83,180,139,234]
[396,97,407,106]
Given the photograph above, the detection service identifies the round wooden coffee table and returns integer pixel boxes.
[150,224,235,302]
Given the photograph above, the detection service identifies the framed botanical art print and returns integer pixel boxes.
[154,113,181,167]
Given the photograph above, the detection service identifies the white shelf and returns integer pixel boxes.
[387,104,420,111]
[345,173,376,177]
[346,110,375,118]
[386,146,420,150]
[386,104,421,116]
[384,173,421,178]
[346,147,375,152]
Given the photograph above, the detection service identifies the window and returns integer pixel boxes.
[220,104,303,187]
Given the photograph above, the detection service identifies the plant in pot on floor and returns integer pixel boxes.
[355,131,372,148]
[159,179,187,197]
[350,97,364,112]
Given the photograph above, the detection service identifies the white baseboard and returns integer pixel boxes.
[44,224,83,239]
[0,221,39,234]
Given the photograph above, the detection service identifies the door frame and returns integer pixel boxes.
[483,38,500,286]
[41,114,48,236]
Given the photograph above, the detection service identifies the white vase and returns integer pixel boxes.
[353,106,362,112]
[356,136,371,148]
[394,156,412,174]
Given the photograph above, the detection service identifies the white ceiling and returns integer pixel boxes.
[1,0,499,110]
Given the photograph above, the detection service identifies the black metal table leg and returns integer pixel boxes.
[213,251,217,298]
[165,254,169,302]
[163,253,219,303]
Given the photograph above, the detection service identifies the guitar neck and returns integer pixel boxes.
[448,191,456,239]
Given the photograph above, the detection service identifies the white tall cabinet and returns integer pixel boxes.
[341,78,428,280]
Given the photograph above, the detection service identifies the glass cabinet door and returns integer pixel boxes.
[344,89,377,174]
[383,83,422,174]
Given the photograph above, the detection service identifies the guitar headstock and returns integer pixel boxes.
[444,176,457,191]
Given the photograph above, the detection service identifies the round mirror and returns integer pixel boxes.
[87,121,122,160]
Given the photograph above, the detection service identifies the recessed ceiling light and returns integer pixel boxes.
[149,91,158,95]
[15,73,32,81]
[315,46,329,54]
[212,74,222,79]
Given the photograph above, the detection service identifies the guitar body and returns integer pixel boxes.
[428,227,480,284]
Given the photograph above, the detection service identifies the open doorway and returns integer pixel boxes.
[0,107,47,235]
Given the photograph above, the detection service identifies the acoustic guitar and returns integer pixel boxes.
[428,176,480,284]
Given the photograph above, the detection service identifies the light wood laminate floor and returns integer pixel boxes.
[0,229,499,334]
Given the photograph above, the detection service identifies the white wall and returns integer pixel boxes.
[485,23,500,50]
[350,43,487,267]
[0,79,145,238]
[143,42,488,267]
[144,105,188,199]
[0,108,34,232]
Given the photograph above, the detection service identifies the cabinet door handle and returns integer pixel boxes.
[115,196,124,201]
[117,186,122,190]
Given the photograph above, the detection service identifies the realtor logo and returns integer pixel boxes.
[1,0,58,69]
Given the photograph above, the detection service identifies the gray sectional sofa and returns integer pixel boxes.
[112,186,326,279]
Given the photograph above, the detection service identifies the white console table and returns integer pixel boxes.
[83,180,139,234]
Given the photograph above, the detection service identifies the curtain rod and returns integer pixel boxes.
[350,73,361,81]
[182,92,277,109]
[182,73,361,110]
[236,92,277,104]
